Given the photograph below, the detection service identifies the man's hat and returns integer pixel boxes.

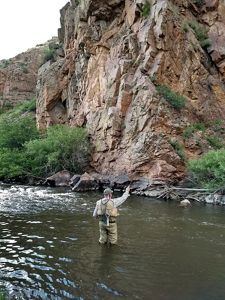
[103,188,113,195]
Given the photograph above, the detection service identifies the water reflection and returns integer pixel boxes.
[0,185,224,299]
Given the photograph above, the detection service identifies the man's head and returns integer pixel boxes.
[103,188,113,198]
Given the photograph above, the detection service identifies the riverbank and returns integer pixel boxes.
[2,168,225,207]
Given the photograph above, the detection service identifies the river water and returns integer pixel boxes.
[0,184,225,300]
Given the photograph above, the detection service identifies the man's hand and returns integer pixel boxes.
[125,185,130,193]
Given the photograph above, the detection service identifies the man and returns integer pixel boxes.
[93,186,130,245]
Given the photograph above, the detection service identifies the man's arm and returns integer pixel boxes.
[113,186,130,208]
[93,201,99,218]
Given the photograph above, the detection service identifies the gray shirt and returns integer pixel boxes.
[93,191,130,218]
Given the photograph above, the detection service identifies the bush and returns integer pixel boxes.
[188,149,225,188]
[0,59,11,69]
[0,102,13,115]
[209,119,224,132]
[192,0,205,7]
[141,1,152,17]
[0,114,39,149]
[43,47,56,64]
[19,62,29,74]
[188,20,211,48]
[0,101,90,181]
[183,122,206,139]
[206,136,224,149]
[181,21,189,33]
[25,125,90,178]
[14,98,36,113]
[200,38,211,48]
[157,85,186,110]
[0,149,25,179]
[0,102,39,180]
[170,139,186,161]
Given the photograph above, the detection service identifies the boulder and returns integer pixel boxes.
[45,170,71,187]
[72,172,99,192]
[110,174,131,190]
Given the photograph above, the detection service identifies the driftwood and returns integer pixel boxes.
[157,186,225,205]
[171,187,211,192]
[157,186,209,198]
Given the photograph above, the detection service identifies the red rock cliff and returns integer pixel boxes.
[0,38,61,107]
[36,0,225,183]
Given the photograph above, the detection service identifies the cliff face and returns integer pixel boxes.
[36,0,225,183]
[0,39,60,107]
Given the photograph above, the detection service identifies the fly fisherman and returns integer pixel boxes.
[93,186,130,245]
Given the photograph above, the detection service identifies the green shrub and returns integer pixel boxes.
[211,119,223,127]
[14,98,36,113]
[0,102,13,115]
[157,85,186,110]
[0,149,25,179]
[0,100,90,180]
[183,122,206,139]
[150,74,158,84]
[43,47,56,64]
[141,1,152,17]
[209,119,224,132]
[188,149,225,188]
[0,101,39,180]
[192,0,205,6]
[188,20,211,48]
[0,59,11,69]
[206,136,224,149]
[0,287,9,300]
[200,38,211,48]
[0,122,90,180]
[170,139,186,161]
[181,21,189,33]
[25,125,90,177]
[19,62,29,74]
[0,115,39,149]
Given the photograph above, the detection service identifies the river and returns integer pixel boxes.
[0,184,225,300]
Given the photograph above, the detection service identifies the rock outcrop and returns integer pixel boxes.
[0,38,61,107]
[36,0,225,184]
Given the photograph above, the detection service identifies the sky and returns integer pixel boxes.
[0,0,69,60]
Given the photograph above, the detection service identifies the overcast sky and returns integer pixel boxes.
[0,0,69,60]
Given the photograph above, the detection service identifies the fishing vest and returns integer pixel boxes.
[97,199,118,222]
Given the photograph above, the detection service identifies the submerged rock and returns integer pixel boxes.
[179,199,191,207]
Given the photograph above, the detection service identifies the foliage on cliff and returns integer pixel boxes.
[25,125,90,178]
[188,150,225,189]
[0,101,90,181]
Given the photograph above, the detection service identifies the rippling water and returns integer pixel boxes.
[0,184,225,299]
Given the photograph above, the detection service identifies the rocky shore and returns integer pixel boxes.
[43,170,225,206]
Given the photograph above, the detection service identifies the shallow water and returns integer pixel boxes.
[0,184,225,299]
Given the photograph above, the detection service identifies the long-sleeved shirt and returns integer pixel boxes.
[93,190,130,218]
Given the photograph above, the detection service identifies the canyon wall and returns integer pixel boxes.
[36,0,225,183]
[0,38,61,107]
